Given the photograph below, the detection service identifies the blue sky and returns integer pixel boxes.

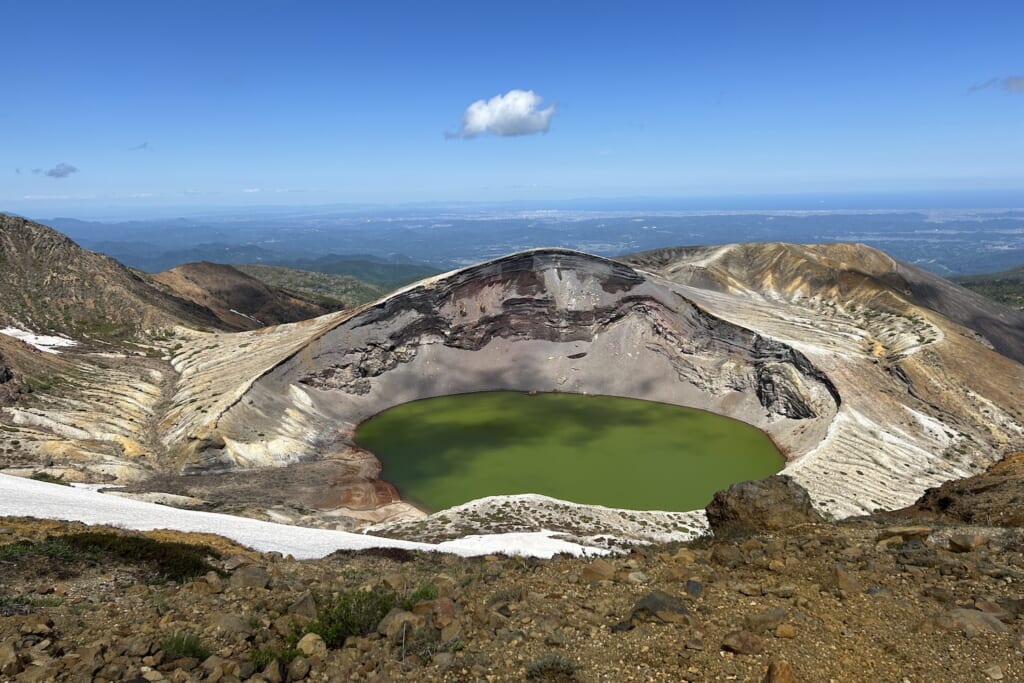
[2,1,1023,214]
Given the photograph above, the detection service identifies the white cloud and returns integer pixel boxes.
[242,187,261,193]
[449,89,556,139]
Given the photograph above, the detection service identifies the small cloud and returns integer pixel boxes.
[44,163,78,179]
[31,168,42,175]
[447,89,556,139]
[242,187,261,193]
[968,75,1024,94]
[968,77,999,93]
[14,168,20,175]
[129,141,150,151]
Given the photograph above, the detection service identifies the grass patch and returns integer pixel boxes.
[526,653,579,681]
[29,471,71,486]
[160,632,210,660]
[0,532,221,582]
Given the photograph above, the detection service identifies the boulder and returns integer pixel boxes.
[936,609,1009,637]
[611,590,692,632]
[295,633,327,659]
[229,566,270,590]
[706,475,823,536]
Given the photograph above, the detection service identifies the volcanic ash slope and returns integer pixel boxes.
[158,246,1024,532]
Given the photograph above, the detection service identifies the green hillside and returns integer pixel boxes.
[953,265,1024,309]
[236,264,386,307]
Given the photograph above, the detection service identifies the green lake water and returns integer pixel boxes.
[355,391,783,512]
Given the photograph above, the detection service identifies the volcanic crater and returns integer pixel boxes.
[4,229,1023,544]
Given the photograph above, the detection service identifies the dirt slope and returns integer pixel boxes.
[153,262,343,330]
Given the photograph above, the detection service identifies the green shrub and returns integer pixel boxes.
[309,587,397,648]
[400,581,438,609]
[251,646,301,671]
[160,632,210,660]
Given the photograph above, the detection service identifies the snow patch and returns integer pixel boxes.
[1,327,78,354]
[0,474,607,559]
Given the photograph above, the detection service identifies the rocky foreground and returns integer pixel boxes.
[2,476,1023,683]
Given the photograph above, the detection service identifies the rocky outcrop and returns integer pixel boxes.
[906,451,1024,526]
[705,476,824,536]
[0,360,26,405]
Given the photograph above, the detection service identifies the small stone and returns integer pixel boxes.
[382,572,408,592]
[877,526,931,543]
[626,571,649,585]
[711,545,744,567]
[0,526,14,535]
[763,660,799,683]
[721,630,765,655]
[766,584,797,599]
[949,534,987,553]
[628,590,691,625]
[775,623,797,639]
[0,641,22,677]
[287,655,310,680]
[440,621,462,642]
[745,607,788,633]
[287,591,318,619]
[581,558,616,583]
[832,566,862,597]
[19,616,53,636]
[982,664,1004,680]
[262,659,285,683]
[223,555,251,570]
[378,609,424,643]
[229,565,270,590]
[204,572,223,593]
[295,633,327,659]
[673,548,697,564]
[215,613,251,638]
[685,580,704,598]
